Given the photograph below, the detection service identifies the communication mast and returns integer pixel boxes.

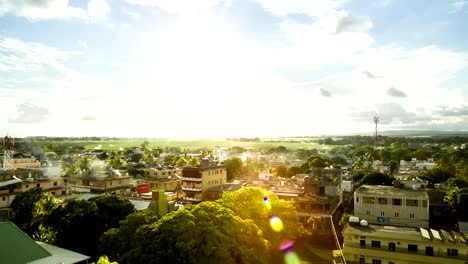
[373,116,379,150]
[3,134,15,170]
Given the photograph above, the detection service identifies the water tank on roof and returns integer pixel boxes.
[360,220,368,226]
[349,216,360,226]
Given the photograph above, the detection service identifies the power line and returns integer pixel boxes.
[329,214,347,264]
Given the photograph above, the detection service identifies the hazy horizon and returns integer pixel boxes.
[1,0,467,138]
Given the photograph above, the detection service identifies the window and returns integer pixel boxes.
[422,200,428,207]
[378,198,388,204]
[360,240,366,247]
[62,190,66,195]
[380,211,385,216]
[406,199,418,206]
[356,197,359,202]
[408,244,418,252]
[359,258,365,264]
[392,198,401,205]
[372,260,381,264]
[26,185,28,188]
[2,197,5,201]
[394,212,399,217]
[51,192,55,196]
[425,246,433,256]
[54,181,57,186]
[366,210,370,216]
[409,213,415,219]
[371,241,381,248]
[447,248,458,256]
[363,197,375,204]
[388,242,396,252]
[36,184,40,188]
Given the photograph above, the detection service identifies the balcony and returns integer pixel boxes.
[182,186,202,192]
[183,196,202,202]
[181,177,202,182]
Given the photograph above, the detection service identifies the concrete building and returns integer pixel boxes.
[354,184,430,228]
[342,223,468,264]
[181,158,226,203]
[142,166,181,179]
[203,183,242,201]
[72,173,133,194]
[0,157,41,169]
[0,169,68,209]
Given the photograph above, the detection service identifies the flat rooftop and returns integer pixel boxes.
[343,224,468,245]
[356,185,428,196]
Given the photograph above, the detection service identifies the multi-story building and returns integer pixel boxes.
[142,166,181,179]
[294,168,343,221]
[11,157,41,169]
[354,183,430,228]
[203,183,242,201]
[72,174,133,194]
[342,222,468,264]
[145,178,181,192]
[141,166,182,192]
[0,169,68,209]
[181,158,226,203]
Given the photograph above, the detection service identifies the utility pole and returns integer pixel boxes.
[373,116,380,150]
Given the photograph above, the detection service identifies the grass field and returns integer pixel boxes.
[79,138,331,151]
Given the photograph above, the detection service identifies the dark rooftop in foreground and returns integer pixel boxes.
[0,221,89,264]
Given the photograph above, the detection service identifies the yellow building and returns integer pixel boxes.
[354,185,429,228]
[0,175,68,208]
[142,167,181,179]
[11,158,41,169]
[145,178,181,192]
[181,159,226,203]
[342,223,468,264]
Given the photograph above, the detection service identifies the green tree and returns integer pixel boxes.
[356,172,394,187]
[46,195,135,260]
[99,211,158,263]
[275,164,288,178]
[223,157,243,181]
[444,188,468,221]
[10,188,45,236]
[107,151,127,170]
[78,156,93,175]
[93,256,118,264]
[127,202,270,264]
[218,187,302,250]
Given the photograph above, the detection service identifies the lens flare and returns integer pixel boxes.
[279,240,295,252]
[263,196,272,210]
[269,215,284,232]
[284,251,301,264]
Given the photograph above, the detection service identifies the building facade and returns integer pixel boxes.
[0,170,68,208]
[342,223,468,264]
[181,159,226,203]
[73,175,133,194]
[354,185,430,228]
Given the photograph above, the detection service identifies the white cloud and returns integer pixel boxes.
[0,0,110,21]
[0,36,79,73]
[124,0,231,14]
[77,40,88,49]
[253,0,346,17]
[87,0,110,20]
[122,7,140,19]
[451,0,467,13]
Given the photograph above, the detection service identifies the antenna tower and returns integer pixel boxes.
[2,134,15,170]
[373,116,379,150]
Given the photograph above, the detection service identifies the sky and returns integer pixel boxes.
[0,0,468,138]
